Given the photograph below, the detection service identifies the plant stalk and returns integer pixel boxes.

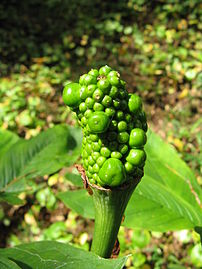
[90,178,140,258]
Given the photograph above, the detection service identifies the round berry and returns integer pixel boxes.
[118,121,127,132]
[105,107,116,117]
[84,109,93,119]
[109,76,120,86]
[93,102,105,111]
[87,111,110,133]
[111,151,122,159]
[80,86,88,100]
[109,86,119,98]
[119,144,128,155]
[83,74,97,86]
[100,147,111,157]
[97,79,110,94]
[128,94,142,114]
[129,128,147,148]
[96,156,106,167]
[102,95,112,107]
[99,65,112,76]
[88,69,99,77]
[85,97,95,108]
[86,84,96,97]
[98,158,126,187]
[117,132,129,143]
[93,89,104,102]
[126,149,146,167]
[63,83,81,108]
[79,102,87,113]
[125,162,135,174]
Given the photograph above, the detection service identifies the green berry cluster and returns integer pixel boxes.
[63,65,147,188]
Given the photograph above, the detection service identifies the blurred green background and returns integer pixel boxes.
[0,0,201,268]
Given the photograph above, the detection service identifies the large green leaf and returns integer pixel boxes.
[0,125,82,203]
[0,257,21,269]
[58,130,202,232]
[0,129,20,160]
[0,241,127,269]
[57,189,94,219]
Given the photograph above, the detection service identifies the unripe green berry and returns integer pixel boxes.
[85,97,95,108]
[81,116,87,126]
[93,89,104,102]
[87,111,110,133]
[98,158,126,187]
[86,84,96,97]
[79,102,87,113]
[117,121,127,132]
[100,147,111,157]
[97,79,110,94]
[88,69,99,77]
[93,163,100,173]
[88,165,94,174]
[96,156,106,167]
[119,144,128,155]
[105,107,116,117]
[109,86,119,98]
[125,162,135,174]
[99,65,112,76]
[83,74,97,86]
[129,128,147,148]
[88,156,95,166]
[117,131,129,143]
[92,173,100,182]
[126,149,146,167]
[116,110,124,120]
[113,99,121,109]
[84,109,93,119]
[80,86,88,100]
[92,152,100,161]
[108,71,120,77]
[63,83,81,108]
[79,74,87,85]
[89,134,99,142]
[92,142,101,152]
[102,95,112,107]
[128,94,142,114]
[111,151,122,159]
[125,113,132,123]
[108,76,120,86]
[93,102,105,111]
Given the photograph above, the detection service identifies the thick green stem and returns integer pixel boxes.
[90,178,140,258]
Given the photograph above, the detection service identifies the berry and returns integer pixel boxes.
[98,158,126,187]
[87,112,110,133]
[63,83,81,108]
[129,128,147,148]
[128,94,142,114]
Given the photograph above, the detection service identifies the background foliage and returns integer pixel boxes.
[0,0,201,268]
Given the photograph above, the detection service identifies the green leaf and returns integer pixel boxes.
[0,193,24,205]
[58,130,202,232]
[0,241,127,269]
[0,129,20,160]
[65,171,83,187]
[57,189,94,219]
[0,125,82,200]
[0,257,21,269]
[124,130,202,231]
